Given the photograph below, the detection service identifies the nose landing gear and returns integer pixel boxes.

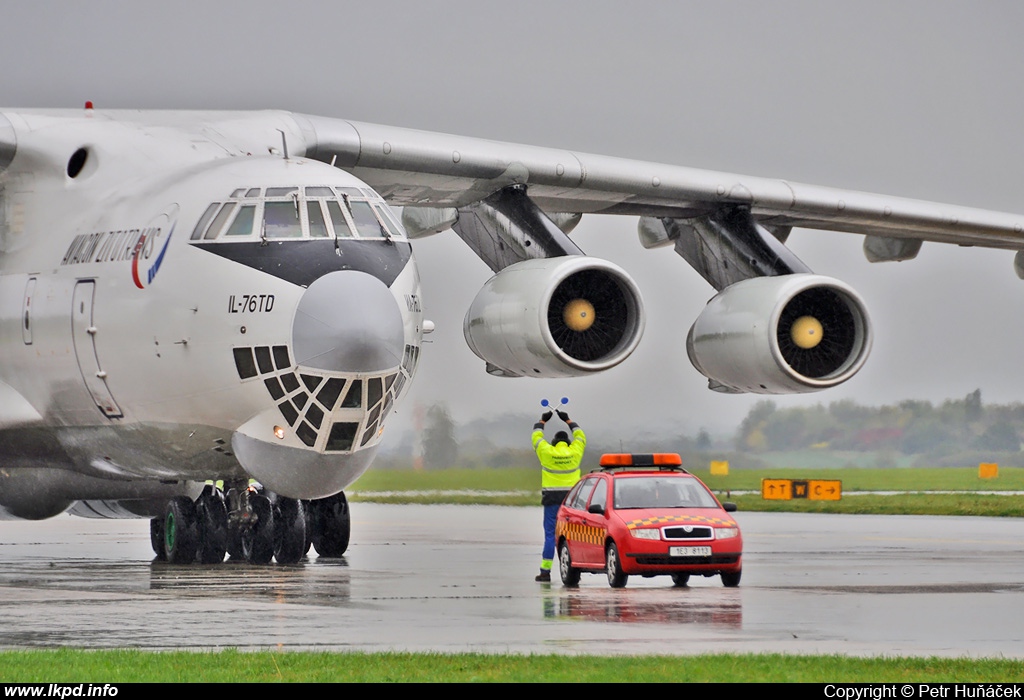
[150,482,352,564]
[307,491,350,558]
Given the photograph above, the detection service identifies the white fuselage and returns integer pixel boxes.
[0,110,423,517]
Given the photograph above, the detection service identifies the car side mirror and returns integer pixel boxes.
[722,502,737,512]
[587,503,605,515]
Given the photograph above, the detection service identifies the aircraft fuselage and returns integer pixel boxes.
[0,110,423,519]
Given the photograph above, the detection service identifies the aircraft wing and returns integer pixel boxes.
[294,114,1024,250]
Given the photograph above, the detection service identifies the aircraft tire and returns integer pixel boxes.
[150,517,166,561]
[242,494,275,565]
[310,492,350,558]
[273,497,306,565]
[224,488,245,560]
[196,487,228,564]
[302,501,313,556]
[671,573,690,587]
[164,496,199,564]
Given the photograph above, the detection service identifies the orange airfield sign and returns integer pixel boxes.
[761,479,842,501]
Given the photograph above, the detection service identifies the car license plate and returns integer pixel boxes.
[670,546,712,557]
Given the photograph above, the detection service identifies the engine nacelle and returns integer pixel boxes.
[686,274,872,394]
[464,256,645,377]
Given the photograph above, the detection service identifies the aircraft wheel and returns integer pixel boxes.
[149,517,166,561]
[224,488,245,560]
[164,496,198,564]
[242,494,274,564]
[302,501,313,556]
[273,497,306,564]
[226,520,244,560]
[196,486,228,564]
[310,492,350,557]
[671,573,690,587]
[721,570,742,588]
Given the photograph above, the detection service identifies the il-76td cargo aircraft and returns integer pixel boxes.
[2,107,1022,564]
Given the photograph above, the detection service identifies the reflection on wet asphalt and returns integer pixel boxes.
[2,505,1024,656]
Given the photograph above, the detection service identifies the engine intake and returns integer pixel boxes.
[464,256,644,377]
[686,274,871,393]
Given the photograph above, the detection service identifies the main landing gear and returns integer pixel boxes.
[150,482,352,565]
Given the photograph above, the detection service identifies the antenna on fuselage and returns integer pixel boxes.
[276,129,289,160]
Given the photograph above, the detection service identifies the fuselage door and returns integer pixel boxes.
[71,280,123,419]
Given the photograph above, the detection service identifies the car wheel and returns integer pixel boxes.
[671,573,690,587]
[605,541,628,588]
[558,541,580,587]
[721,569,742,588]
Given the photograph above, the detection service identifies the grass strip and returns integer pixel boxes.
[1,649,1022,682]
[349,467,1024,515]
[725,493,1024,517]
[693,466,1024,493]
[352,466,1024,495]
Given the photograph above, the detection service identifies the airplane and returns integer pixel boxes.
[2,105,1022,564]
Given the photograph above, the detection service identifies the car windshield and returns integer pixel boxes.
[613,476,719,509]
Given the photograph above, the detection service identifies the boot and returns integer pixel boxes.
[535,569,551,582]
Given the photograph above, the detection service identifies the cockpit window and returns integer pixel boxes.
[225,205,256,237]
[375,203,406,237]
[307,202,329,238]
[204,202,236,240]
[191,202,220,241]
[348,200,387,238]
[326,201,355,238]
[264,201,302,239]
[191,186,406,243]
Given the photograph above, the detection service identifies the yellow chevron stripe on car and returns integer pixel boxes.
[625,514,736,529]
[556,520,605,545]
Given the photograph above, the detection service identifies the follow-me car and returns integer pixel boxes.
[556,454,742,588]
[0,107,1022,564]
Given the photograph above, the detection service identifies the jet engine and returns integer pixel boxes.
[686,274,872,394]
[464,256,645,377]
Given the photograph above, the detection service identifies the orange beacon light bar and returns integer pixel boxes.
[599,453,683,468]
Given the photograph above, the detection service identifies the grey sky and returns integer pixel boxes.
[5,1,1024,439]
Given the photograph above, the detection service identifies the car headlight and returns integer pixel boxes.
[715,527,739,540]
[631,528,661,540]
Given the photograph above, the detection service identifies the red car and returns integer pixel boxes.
[555,453,742,588]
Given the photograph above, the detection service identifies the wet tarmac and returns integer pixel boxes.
[1,505,1024,656]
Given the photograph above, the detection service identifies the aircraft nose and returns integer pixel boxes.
[291,270,405,373]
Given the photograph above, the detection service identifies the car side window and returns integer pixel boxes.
[563,481,584,508]
[570,478,598,510]
[589,479,608,511]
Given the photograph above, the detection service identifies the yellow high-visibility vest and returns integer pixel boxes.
[533,427,586,490]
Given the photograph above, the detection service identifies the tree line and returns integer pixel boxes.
[736,390,1024,463]
[375,390,1024,470]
